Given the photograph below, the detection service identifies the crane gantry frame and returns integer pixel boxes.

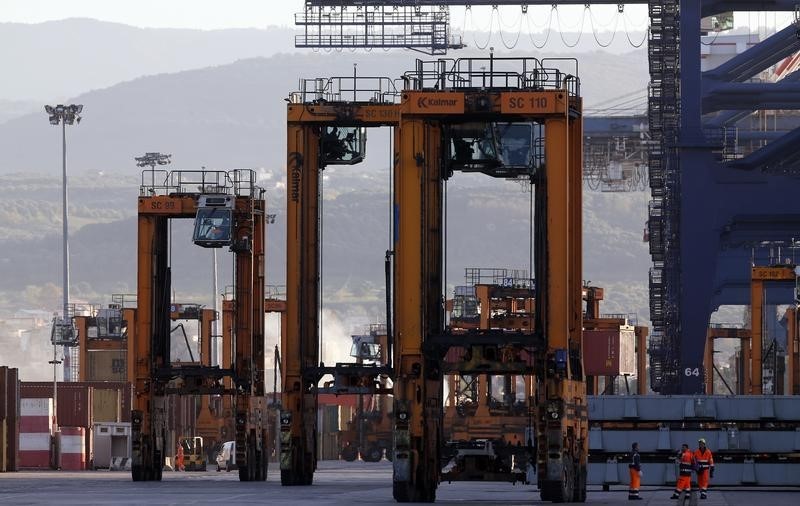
[284,55,586,502]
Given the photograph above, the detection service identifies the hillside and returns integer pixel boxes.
[0,18,296,102]
[0,49,647,176]
[0,46,653,362]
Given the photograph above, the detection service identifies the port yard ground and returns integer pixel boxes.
[0,461,797,505]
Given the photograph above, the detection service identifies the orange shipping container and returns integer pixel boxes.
[92,389,121,423]
[87,351,127,382]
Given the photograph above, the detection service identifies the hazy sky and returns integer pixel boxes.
[2,1,651,31]
[1,1,790,34]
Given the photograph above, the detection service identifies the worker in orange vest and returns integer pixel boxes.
[176,443,185,472]
[670,443,695,499]
[694,438,715,499]
[628,442,643,500]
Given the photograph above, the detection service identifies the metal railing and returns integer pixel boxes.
[404,56,580,95]
[290,75,400,104]
[139,168,262,198]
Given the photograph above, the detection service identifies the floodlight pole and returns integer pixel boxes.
[45,104,82,382]
[61,116,69,332]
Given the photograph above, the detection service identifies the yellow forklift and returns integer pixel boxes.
[179,436,207,471]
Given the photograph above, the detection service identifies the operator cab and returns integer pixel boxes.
[51,315,78,345]
[446,122,542,178]
[320,126,367,165]
[193,195,234,248]
[350,333,382,361]
[90,306,126,339]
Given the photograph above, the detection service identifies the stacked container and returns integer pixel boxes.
[58,427,86,470]
[19,398,52,468]
[1,366,21,472]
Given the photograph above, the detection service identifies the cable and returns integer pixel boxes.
[589,88,647,108]
[555,6,586,48]
[319,155,324,366]
[588,5,620,30]
[622,5,649,29]
[525,6,553,49]
[496,5,521,31]
[700,29,721,46]
[496,5,522,49]
[443,178,448,314]
[388,126,393,251]
[469,5,494,50]
[622,12,648,49]
[588,5,619,48]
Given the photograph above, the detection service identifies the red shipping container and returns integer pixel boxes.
[5,367,20,471]
[58,427,86,471]
[20,384,92,429]
[583,328,636,376]
[21,381,132,422]
[0,366,7,421]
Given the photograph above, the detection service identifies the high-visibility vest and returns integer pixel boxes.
[693,448,714,471]
[629,450,641,471]
[679,450,694,476]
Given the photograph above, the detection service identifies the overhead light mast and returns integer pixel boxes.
[44,103,83,386]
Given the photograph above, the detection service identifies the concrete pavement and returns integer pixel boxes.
[0,461,797,505]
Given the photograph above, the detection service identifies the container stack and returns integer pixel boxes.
[58,427,86,470]
[19,399,52,468]
[1,366,20,472]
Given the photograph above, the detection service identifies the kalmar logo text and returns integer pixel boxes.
[417,96,459,108]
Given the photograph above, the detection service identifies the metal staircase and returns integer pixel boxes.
[647,0,681,393]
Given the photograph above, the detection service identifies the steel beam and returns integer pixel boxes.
[704,24,800,83]
[726,125,800,171]
[704,82,800,113]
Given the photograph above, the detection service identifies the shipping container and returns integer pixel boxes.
[0,367,7,472]
[18,431,51,468]
[87,351,127,382]
[20,381,132,423]
[5,367,19,471]
[93,389,121,423]
[0,366,7,421]
[583,327,636,376]
[20,383,92,428]
[0,419,6,472]
[58,427,86,470]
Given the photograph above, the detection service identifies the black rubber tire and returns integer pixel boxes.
[302,454,314,485]
[541,457,577,504]
[363,446,382,463]
[255,451,264,481]
[154,451,163,481]
[131,465,143,482]
[281,469,301,486]
[239,466,250,482]
[341,446,358,462]
[393,478,435,503]
[393,481,414,502]
[575,465,587,502]
[602,483,610,492]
